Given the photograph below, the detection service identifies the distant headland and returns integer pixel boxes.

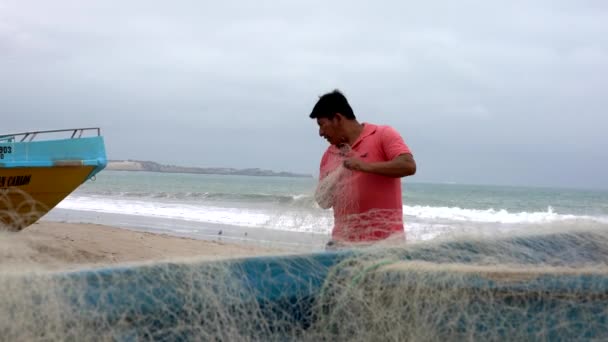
[106,160,312,178]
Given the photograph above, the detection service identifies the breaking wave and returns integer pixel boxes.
[57,195,608,236]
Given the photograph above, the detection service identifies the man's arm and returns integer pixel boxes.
[315,151,336,209]
[344,125,416,178]
[314,175,335,209]
[314,163,350,208]
[343,153,416,178]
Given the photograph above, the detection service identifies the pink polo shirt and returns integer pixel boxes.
[319,123,412,242]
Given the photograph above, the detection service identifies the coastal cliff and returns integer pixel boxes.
[106,160,312,178]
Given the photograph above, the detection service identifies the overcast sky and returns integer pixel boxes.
[1,1,607,189]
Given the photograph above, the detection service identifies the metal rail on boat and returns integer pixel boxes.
[0,128,101,143]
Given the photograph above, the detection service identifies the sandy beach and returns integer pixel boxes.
[0,221,287,272]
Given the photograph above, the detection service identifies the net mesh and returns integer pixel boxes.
[0,188,49,231]
[2,227,608,340]
[2,187,608,340]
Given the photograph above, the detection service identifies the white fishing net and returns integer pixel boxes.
[0,188,49,231]
[2,184,608,341]
[2,229,608,339]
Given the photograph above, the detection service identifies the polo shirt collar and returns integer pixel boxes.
[351,122,377,148]
[327,122,377,154]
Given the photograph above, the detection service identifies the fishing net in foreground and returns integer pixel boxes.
[0,188,49,231]
[2,223,608,341]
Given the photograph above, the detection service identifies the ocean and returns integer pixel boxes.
[46,170,608,249]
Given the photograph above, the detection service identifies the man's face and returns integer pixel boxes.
[317,116,343,146]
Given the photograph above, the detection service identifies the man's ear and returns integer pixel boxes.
[334,113,343,122]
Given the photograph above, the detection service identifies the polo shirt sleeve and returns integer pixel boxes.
[319,149,331,180]
[381,126,412,161]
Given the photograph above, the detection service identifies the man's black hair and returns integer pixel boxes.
[309,89,356,120]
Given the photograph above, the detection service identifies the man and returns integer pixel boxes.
[310,90,416,245]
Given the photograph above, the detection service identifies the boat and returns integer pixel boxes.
[0,128,107,231]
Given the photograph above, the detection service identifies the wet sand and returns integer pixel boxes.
[0,221,287,272]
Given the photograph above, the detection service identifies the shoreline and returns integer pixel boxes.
[0,221,293,273]
[44,207,330,250]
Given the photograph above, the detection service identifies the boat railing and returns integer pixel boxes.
[0,128,101,143]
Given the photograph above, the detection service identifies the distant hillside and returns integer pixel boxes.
[106,160,312,178]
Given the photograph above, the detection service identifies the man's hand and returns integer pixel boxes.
[343,158,369,172]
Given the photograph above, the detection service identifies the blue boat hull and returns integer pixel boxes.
[10,230,606,341]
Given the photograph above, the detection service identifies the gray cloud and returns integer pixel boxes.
[1,0,607,188]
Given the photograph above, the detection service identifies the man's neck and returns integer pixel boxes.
[343,120,364,146]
